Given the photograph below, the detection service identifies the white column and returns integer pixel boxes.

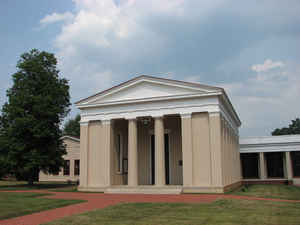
[180,113,193,186]
[128,119,138,186]
[285,152,293,180]
[259,152,267,179]
[209,112,223,187]
[154,116,165,186]
[79,121,89,188]
[102,120,114,187]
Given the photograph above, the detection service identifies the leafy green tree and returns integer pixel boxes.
[272,118,300,135]
[0,49,70,184]
[63,114,80,137]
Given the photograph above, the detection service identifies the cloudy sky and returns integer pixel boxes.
[1,0,300,137]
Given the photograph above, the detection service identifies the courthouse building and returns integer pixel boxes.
[41,75,300,193]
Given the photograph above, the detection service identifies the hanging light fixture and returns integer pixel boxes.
[139,117,151,125]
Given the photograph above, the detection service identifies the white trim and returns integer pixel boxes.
[78,92,222,109]
[60,136,80,142]
[78,77,220,106]
[80,121,89,126]
[240,135,300,153]
[180,113,192,119]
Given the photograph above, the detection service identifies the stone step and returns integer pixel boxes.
[105,186,183,194]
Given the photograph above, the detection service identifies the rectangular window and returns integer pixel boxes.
[74,160,80,176]
[116,134,123,173]
[63,160,70,176]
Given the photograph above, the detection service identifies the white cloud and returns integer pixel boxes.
[251,59,285,73]
[40,12,74,25]
[223,62,300,136]
[39,0,300,135]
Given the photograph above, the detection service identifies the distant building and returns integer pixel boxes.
[39,136,80,182]
[240,135,300,185]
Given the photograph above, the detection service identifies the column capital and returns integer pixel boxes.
[80,121,89,126]
[125,116,137,120]
[209,112,220,117]
[180,113,192,119]
[102,119,112,125]
[152,114,164,119]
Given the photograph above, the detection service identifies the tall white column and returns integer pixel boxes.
[209,112,223,187]
[128,119,138,186]
[102,120,114,187]
[259,152,267,179]
[285,152,293,180]
[79,121,89,188]
[181,113,193,186]
[154,116,165,186]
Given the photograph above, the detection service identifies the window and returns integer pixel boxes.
[116,134,123,173]
[63,160,70,176]
[74,160,80,176]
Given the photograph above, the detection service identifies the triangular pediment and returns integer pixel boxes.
[76,75,222,106]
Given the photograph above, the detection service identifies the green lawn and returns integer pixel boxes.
[230,184,300,200]
[0,192,84,220]
[0,180,78,192]
[44,199,300,225]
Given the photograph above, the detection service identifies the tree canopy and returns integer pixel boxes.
[63,114,80,138]
[272,118,300,135]
[0,49,70,184]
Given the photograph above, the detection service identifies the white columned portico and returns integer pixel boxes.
[180,113,193,186]
[128,118,138,186]
[154,116,166,186]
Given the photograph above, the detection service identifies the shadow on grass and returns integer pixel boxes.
[0,180,78,191]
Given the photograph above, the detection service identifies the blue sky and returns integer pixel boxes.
[1,0,300,137]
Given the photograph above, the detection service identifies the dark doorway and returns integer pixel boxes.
[150,134,170,185]
[265,152,284,178]
[151,135,155,185]
[240,153,259,179]
[164,133,170,185]
[291,151,300,177]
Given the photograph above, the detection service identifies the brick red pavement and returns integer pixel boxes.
[1,190,300,225]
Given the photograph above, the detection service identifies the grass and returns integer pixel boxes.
[0,192,84,220]
[44,199,300,225]
[0,180,78,192]
[229,184,300,200]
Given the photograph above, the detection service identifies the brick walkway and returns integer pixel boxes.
[1,190,300,225]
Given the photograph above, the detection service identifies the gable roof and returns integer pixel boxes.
[75,75,222,105]
[75,75,241,126]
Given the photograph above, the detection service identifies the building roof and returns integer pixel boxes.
[75,75,241,126]
[61,135,80,142]
[240,135,300,153]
